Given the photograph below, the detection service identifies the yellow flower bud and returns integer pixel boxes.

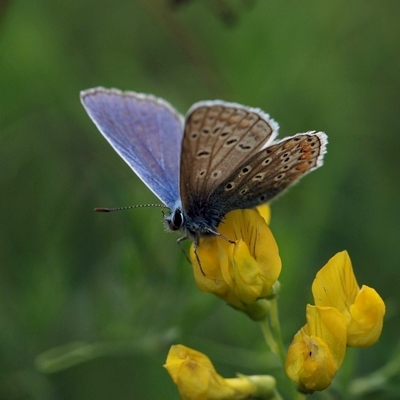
[164,345,274,399]
[285,305,347,392]
[312,250,385,347]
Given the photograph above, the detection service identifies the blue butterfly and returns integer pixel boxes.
[81,87,327,249]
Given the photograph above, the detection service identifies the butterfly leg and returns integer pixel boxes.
[176,235,191,263]
[177,235,206,276]
[193,239,206,276]
[205,228,235,244]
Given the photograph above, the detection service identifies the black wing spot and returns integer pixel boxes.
[226,138,238,146]
[262,158,272,166]
[190,132,198,140]
[241,166,251,174]
[202,128,210,134]
[253,173,265,181]
[225,182,235,191]
[240,188,248,195]
[197,150,210,157]
[238,143,252,150]
[220,131,229,137]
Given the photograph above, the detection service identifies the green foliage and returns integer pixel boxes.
[1,0,399,398]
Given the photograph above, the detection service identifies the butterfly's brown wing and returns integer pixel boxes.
[180,101,279,213]
[208,132,328,211]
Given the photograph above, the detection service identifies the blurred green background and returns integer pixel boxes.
[1,0,399,399]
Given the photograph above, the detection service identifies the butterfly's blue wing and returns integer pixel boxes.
[80,87,184,209]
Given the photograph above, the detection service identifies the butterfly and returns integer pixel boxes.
[81,87,327,250]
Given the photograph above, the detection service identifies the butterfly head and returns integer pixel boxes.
[164,208,185,232]
[164,207,201,249]
[163,205,223,249]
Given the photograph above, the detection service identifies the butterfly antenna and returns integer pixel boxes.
[94,204,168,212]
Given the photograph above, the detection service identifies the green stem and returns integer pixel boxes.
[260,298,306,400]
[269,297,287,366]
[272,388,285,400]
[293,391,306,400]
[259,318,278,356]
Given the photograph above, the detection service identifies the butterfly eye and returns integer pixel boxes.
[164,208,185,232]
[171,209,184,230]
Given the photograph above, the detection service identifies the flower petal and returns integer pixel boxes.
[285,305,347,392]
[347,285,386,347]
[219,209,281,303]
[255,203,271,225]
[312,250,359,318]
[190,238,230,296]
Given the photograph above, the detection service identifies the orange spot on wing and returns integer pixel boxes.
[296,162,309,171]
[299,140,313,159]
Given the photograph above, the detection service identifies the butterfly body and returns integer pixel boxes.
[81,88,327,247]
[164,204,222,240]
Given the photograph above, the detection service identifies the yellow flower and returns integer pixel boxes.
[255,203,271,225]
[312,251,385,347]
[164,344,276,400]
[285,305,347,393]
[190,207,281,317]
